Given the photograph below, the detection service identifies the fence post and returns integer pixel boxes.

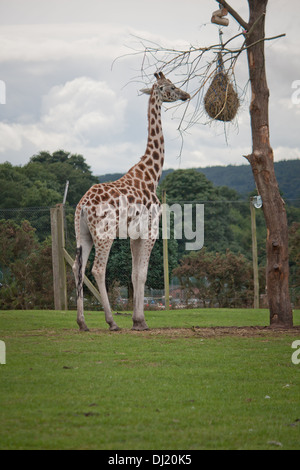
[162,190,170,310]
[50,203,68,310]
[250,199,259,309]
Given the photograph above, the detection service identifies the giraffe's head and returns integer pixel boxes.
[141,72,190,103]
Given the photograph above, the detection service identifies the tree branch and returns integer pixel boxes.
[217,0,250,31]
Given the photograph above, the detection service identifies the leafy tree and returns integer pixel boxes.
[0,151,298,309]
[0,219,37,267]
[0,150,98,211]
[26,150,99,206]
[0,220,54,309]
[0,150,100,241]
[173,248,262,308]
[21,181,62,207]
[160,169,215,201]
[0,162,30,209]
[160,169,238,255]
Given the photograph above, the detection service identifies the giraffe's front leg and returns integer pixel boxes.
[130,238,156,330]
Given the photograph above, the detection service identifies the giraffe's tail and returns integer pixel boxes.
[73,205,83,300]
[74,245,83,299]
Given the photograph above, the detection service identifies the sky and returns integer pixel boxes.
[0,0,299,176]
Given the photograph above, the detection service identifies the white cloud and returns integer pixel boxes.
[0,0,300,175]
[80,142,143,175]
[41,77,127,141]
[273,146,300,162]
[0,122,23,152]
[0,77,128,161]
[0,24,130,63]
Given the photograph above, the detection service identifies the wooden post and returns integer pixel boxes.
[50,203,68,310]
[162,190,170,310]
[250,199,259,309]
[51,203,102,310]
[63,248,102,304]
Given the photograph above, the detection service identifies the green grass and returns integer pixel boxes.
[0,308,299,450]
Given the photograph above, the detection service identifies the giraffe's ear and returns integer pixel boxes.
[140,88,152,96]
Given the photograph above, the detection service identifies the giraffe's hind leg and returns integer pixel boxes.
[92,239,120,331]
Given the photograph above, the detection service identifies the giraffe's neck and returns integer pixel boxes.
[128,85,164,190]
[145,85,164,161]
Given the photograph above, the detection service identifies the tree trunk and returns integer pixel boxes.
[245,0,293,326]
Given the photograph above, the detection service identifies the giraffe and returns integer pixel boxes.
[73,72,190,331]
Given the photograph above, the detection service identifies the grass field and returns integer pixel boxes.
[0,308,299,450]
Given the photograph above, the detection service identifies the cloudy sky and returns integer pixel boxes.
[0,0,299,176]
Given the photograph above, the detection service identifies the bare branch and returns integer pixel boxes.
[112,9,285,161]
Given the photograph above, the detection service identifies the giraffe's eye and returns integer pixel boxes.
[159,86,164,91]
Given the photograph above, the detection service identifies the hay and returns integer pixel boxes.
[204,71,239,122]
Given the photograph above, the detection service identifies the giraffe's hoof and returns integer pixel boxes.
[132,321,149,331]
[109,324,121,331]
[79,326,90,332]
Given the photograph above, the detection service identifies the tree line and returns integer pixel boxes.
[0,150,299,309]
[100,159,300,205]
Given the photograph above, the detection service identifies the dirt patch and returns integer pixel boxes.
[104,325,300,339]
[4,325,299,342]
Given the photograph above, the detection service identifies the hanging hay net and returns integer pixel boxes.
[204,53,239,122]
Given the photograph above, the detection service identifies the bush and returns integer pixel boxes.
[173,248,264,308]
[0,220,54,309]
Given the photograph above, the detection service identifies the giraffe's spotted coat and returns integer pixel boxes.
[73,72,190,331]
